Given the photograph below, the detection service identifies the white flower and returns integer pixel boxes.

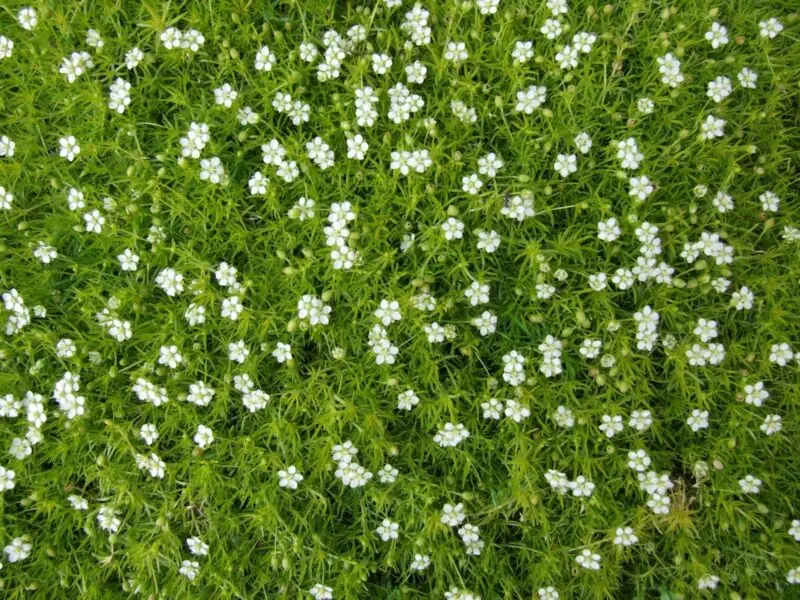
[588,273,607,291]
[83,209,105,233]
[629,409,653,432]
[599,415,624,438]
[371,53,393,74]
[297,294,332,326]
[701,115,726,140]
[687,409,709,432]
[273,342,292,363]
[213,83,237,108]
[158,345,183,369]
[117,248,139,271]
[433,422,470,447]
[545,469,571,494]
[140,423,158,445]
[299,42,319,62]
[199,156,226,184]
[616,137,643,170]
[475,0,500,14]
[410,553,430,571]
[759,17,783,39]
[476,229,501,253]
[482,398,503,420]
[0,465,16,492]
[580,339,602,359]
[376,518,399,541]
[227,340,250,364]
[310,584,334,599]
[573,31,596,53]
[739,474,762,494]
[194,424,214,449]
[502,194,535,220]
[306,137,335,169]
[743,381,768,406]
[441,217,464,240]
[705,22,729,48]
[375,299,401,326]
[627,449,651,472]
[553,153,577,177]
[4,537,32,563]
[512,40,534,64]
[187,536,209,556]
[378,464,398,483]
[56,338,76,358]
[0,135,15,157]
[515,85,547,113]
[441,503,466,527]
[502,350,526,386]
[597,217,620,242]
[238,106,259,126]
[108,78,132,113]
[34,242,57,264]
[278,465,304,489]
[405,60,427,83]
[472,311,497,336]
[555,45,578,70]
[464,281,490,306]
[0,394,20,418]
[789,519,800,542]
[222,296,244,321]
[276,159,299,182]
[125,47,144,69]
[769,342,794,366]
[185,303,206,326]
[575,549,601,570]
[67,494,88,510]
[179,559,200,581]
[289,196,315,221]
[541,19,563,40]
[504,399,530,423]
[160,27,183,50]
[738,67,758,89]
[697,575,719,590]
[0,185,13,211]
[97,506,121,533]
[444,41,468,62]
[346,134,369,160]
[17,8,38,31]
[574,132,592,154]
[760,191,780,212]
[613,526,639,547]
[85,29,104,49]
[461,173,483,195]
[553,406,574,428]
[760,414,782,436]
[255,45,276,71]
[397,389,419,411]
[59,135,80,161]
[712,191,733,213]
[570,475,595,497]
[424,322,446,343]
[629,176,654,201]
[731,286,754,310]
[538,587,560,600]
[707,76,732,103]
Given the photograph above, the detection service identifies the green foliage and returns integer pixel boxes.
[0,1,799,599]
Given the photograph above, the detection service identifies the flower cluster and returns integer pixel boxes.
[0,2,797,597]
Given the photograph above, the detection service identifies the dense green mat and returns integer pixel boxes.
[0,1,799,598]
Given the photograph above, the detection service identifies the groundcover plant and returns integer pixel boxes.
[0,0,799,598]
